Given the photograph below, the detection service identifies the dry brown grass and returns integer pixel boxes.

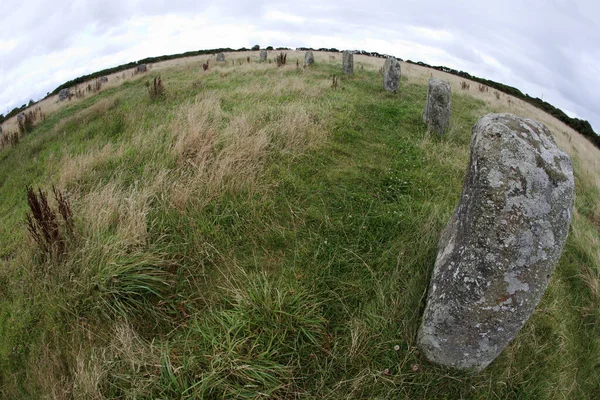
[169,89,324,209]
[59,144,123,188]
[78,181,153,247]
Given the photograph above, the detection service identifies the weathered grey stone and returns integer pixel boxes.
[136,64,147,73]
[17,112,25,122]
[99,76,109,83]
[260,50,268,62]
[342,51,353,75]
[423,78,451,134]
[216,53,225,62]
[418,113,574,372]
[58,88,70,101]
[383,57,401,93]
[304,51,314,66]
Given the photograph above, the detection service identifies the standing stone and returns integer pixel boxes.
[260,50,268,62]
[304,51,314,66]
[382,57,401,93]
[58,88,70,101]
[216,53,225,62]
[342,51,354,75]
[418,113,574,372]
[136,64,147,73]
[423,78,451,134]
[99,76,109,83]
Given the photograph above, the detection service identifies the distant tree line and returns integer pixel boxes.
[1,46,597,148]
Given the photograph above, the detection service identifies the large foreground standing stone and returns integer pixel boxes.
[304,51,314,66]
[342,51,353,75]
[216,53,225,62]
[260,50,268,62]
[383,57,401,93]
[423,78,451,134]
[418,113,574,371]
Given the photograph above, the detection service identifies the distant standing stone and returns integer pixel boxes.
[422,78,451,134]
[216,53,225,62]
[136,64,147,73]
[418,113,575,372]
[342,51,353,75]
[58,88,70,101]
[99,76,109,83]
[382,57,401,93]
[304,51,314,66]
[260,50,268,62]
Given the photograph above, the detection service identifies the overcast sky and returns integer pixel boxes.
[1,0,598,132]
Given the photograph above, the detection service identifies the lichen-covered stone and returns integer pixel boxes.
[216,53,225,62]
[58,88,70,101]
[304,51,315,66]
[383,57,401,93]
[136,64,147,73]
[418,113,574,371]
[423,78,451,134]
[260,50,268,62]
[342,51,353,75]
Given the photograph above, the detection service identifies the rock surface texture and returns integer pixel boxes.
[136,64,147,73]
[342,51,353,75]
[423,78,451,134]
[304,51,315,66]
[216,53,225,62]
[383,57,401,93]
[58,88,70,101]
[260,50,268,62]
[418,113,574,372]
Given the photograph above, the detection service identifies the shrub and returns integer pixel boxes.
[460,81,470,90]
[275,52,287,67]
[149,76,165,99]
[0,130,19,150]
[17,112,34,135]
[202,60,209,71]
[26,186,74,263]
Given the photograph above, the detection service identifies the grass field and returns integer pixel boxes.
[0,51,599,399]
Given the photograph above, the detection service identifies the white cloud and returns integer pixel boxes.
[264,10,306,24]
[0,39,18,53]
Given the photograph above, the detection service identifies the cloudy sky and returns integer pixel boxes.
[1,0,598,132]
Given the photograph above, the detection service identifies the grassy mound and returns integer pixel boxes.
[0,52,599,399]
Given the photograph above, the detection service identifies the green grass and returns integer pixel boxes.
[0,57,599,399]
